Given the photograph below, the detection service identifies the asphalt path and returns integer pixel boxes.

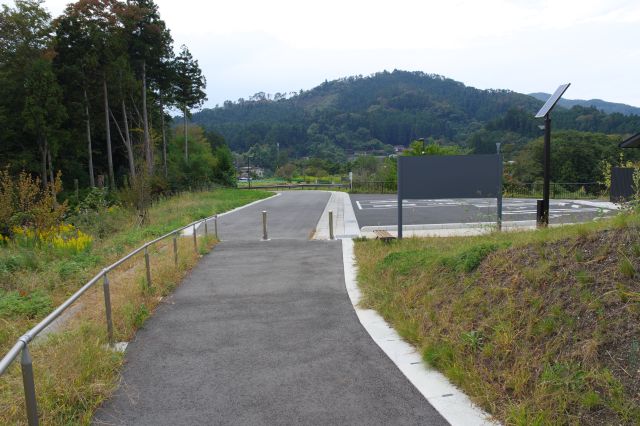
[94,191,447,425]
[351,194,617,228]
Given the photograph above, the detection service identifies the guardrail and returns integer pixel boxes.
[0,213,220,426]
[239,183,348,190]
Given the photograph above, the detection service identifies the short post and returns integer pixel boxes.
[173,233,178,267]
[102,272,114,346]
[144,246,152,288]
[214,215,218,239]
[204,219,208,236]
[192,223,197,253]
[262,210,268,241]
[21,344,39,426]
[329,210,334,240]
[496,143,503,232]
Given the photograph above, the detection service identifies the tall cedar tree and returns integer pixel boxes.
[174,44,206,162]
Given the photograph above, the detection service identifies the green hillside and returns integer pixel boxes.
[192,70,640,168]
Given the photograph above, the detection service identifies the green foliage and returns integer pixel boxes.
[403,139,466,156]
[441,243,504,273]
[0,289,52,319]
[168,126,219,189]
[512,131,638,184]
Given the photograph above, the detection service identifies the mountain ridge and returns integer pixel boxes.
[528,92,640,116]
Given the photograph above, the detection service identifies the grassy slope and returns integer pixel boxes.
[0,188,272,425]
[355,213,640,425]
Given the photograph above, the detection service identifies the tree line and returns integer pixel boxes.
[192,70,640,179]
[0,0,230,195]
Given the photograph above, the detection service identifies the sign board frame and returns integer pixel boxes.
[397,154,503,238]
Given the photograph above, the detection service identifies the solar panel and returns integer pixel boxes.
[535,83,571,118]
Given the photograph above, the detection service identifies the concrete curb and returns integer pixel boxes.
[314,191,361,239]
[341,238,498,425]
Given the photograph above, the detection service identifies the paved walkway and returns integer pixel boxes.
[94,191,447,425]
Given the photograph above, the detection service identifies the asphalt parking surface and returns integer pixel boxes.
[350,194,617,228]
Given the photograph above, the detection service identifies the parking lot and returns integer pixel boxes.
[350,194,618,228]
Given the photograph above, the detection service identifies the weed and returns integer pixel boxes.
[619,252,636,278]
[461,330,484,351]
[0,290,52,318]
[441,242,507,273]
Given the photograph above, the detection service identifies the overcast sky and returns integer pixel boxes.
[35,0,640,109]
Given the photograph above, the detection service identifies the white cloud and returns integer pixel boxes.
[17,0,640,106]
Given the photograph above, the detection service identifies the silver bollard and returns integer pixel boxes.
[329,210,334,240]
[21,344,39,426]
[262,211,268,241]
[173,233,178,267]
[103,272,114,346]
[144,246,152,288]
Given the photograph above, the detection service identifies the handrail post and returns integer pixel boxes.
[144,246,152,288]
[262,211,268,241]
[21,344,39,426]
[329,210,334,240]
[102,272,114,346]
[214,215,218,240]
[192,223,197,253]
[173,232,178,267]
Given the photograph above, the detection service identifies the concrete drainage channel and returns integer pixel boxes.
[316,191,496,425]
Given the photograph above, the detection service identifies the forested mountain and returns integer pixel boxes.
[192,70,640,168]
[529,92,640,116]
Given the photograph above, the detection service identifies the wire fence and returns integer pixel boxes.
[503,182,608,200]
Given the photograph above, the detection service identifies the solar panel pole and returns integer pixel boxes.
[397,156,403,239]
[541,114,552,227]
[534,83,570,227]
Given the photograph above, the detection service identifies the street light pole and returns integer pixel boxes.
[541,114,551,226]
[534,83,570,228]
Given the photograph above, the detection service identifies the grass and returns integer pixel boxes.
[355,211,640,425]
[0,188,272,425]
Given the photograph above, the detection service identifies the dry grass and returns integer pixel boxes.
[355,212,640,425]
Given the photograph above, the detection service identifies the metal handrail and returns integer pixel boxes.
[0,212,220,425]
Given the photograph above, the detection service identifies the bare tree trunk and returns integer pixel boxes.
[184,106,188,162]
[110,104,136,180]
[84,87,95,187]
[123,101,135,179]
[39,136,48,189]
[104,76,115,190]
[142,60,152,174]
[47,143,54,188]
[47,143,57,207]
[160,93,167,177]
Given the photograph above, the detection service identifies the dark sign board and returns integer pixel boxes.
[610,167,634,202]
[398,155,501,199]
[397,154,502,238]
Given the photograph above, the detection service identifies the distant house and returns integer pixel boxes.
[237,166,264,179]
[393,145,407,153]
